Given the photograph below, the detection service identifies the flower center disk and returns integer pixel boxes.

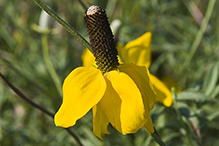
[84,5,119,73]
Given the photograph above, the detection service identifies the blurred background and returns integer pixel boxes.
[0,0,219,145]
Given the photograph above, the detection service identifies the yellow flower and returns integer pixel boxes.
[82,32,173,107]
[55,6,156,139]
[54,64,156,139]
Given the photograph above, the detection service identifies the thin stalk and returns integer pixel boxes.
[42,34,62,96]
[0,72,83,146]
[32,0,91,51]
[0,72,54,117]
[106,0,117,18]
[179,0,216,84]
[172,88,194,145]
[77,0,88,10]
[151,132,168,146]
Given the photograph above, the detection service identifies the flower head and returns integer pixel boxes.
[82,32,173,107]
[54,5,156,139]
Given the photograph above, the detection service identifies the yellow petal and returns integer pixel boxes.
[116,44,125,59]
[54,67,106,128]
[118,64,156,110]
[118,64,155,133]
[92,103,109,139]
[150,75,173,107]
[120,32,152,68]
[144,111,155,133]
[161,76,181,94]
[81,48,96,67]
[100,71,147,134]
[117,55,124,64]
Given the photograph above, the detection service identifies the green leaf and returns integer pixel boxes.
[177,91,210,101]
[209,85,219,98]
[200,111,219,128]
[202,61,219,96]
[162,132,182,143]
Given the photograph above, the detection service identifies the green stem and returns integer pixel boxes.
[32,0,91,51]
[42,34,62,96]
[179,0,216,84]
[77,0,88,10]
[106,0,117,17]
[151,132,168,146]
[172,88,194,145]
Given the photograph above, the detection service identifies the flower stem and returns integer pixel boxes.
[77,0,88,10]
[105,0,117,17]
[179,0,216,85]
[151,132,168,146]
[172,88,194,145]
[41,33,62,96]
[32,0,91,51]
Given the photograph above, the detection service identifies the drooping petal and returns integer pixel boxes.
[118,64,156,110]
[150,75,173,107]
[54,67,106,128]
[119,32,152,68]
[92,103,109,139]
[118,64,156,133]
[81,48,96,67]
[116,44,125,59]
[99,77,122,132]
[144,111,155,133]
[161,76,181,94]
[101,71,147,134]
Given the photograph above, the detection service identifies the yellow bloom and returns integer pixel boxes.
[55,5,156,139]
[54,64,156,139]
[82,32,173,107]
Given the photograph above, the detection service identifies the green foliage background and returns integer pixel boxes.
[0,0,219,145]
